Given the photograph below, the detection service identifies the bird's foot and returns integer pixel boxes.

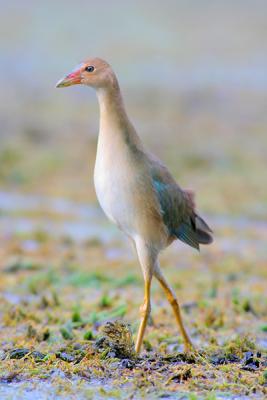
[184,340,195,353]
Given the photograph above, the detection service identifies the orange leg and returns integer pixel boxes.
[154,266,194,352]
[134,238,155,353]
[135,277,152,353]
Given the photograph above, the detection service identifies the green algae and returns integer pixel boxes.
[60,326,74,340]
[83,330,94,340]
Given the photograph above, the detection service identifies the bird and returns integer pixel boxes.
[56,58,213,353]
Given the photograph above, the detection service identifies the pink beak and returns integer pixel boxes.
[56,63,84,88]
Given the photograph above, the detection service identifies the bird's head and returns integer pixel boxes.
[56,57,115,90]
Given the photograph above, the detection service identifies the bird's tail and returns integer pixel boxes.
[195,214,213,245]
[176,214,213,250]
[176,189,213,250]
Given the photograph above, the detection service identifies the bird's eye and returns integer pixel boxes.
[85,66,95,73]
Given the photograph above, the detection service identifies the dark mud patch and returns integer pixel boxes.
[7,348,46,361]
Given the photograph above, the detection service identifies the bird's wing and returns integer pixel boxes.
[147,153,212,250]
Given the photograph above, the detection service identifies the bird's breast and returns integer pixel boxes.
[94,143,138,235]
[93,130,168,247]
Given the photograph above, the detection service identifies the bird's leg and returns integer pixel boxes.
[154,264,194,352]
[135,276,152,353]
[134,239,155,353]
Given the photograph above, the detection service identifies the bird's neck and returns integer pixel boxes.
[96,78,141,148]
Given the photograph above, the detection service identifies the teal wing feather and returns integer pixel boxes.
[153,179,200,250]
[149,154,212,250]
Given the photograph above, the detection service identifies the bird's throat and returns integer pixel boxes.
[97,85,129,132]
[95,78,143,168]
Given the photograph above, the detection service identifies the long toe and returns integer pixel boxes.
[184,340,195,353]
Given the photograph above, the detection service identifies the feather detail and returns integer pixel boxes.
[195,215,213,244]
[176,222,200,250]
[184,189,196,210]
[195,214,213,233]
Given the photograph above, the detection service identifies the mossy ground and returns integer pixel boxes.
[0,193,266,398]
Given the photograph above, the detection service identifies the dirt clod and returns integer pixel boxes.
[95,320,135,359]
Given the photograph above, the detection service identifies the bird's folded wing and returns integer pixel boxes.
[148,154,192,227]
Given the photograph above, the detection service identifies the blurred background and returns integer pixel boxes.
[0,2,267,396]
[1,0,266,216]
